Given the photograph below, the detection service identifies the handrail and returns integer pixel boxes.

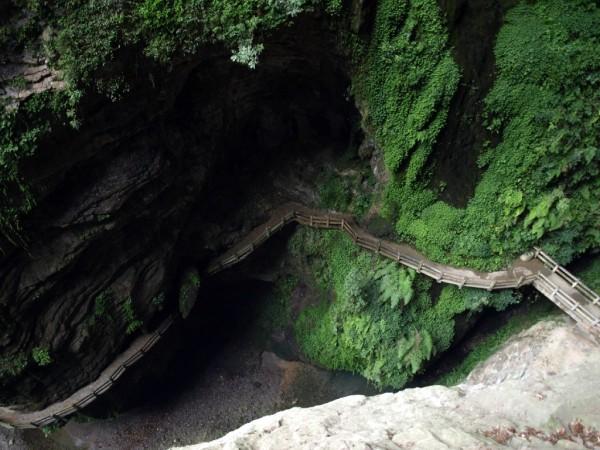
[0,316,175,430]
[208,204,600,338]
[2,203,598,430]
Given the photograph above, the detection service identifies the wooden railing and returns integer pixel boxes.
[207,204,600,334]
[0,316,174,430]
[207,205,540,291]
[533,248,600,334]
[2,203,598,430]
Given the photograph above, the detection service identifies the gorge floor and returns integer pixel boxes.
[1,280,378,450]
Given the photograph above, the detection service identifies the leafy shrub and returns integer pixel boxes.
[371,0,600,271]
[580,256,600,292]
[374,261,415,309]
[290,228,488,388]
[352,0,460,178]
[317,167,374,216]
[0,90,78,244]
[32,347,52,366]
[122,297,143,335]
[0,353,27,381]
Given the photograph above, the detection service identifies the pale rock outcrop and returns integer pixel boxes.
[174,318,600,450]
[0,54,65,108]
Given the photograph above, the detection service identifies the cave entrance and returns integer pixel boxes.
[171,14,361,233]
[56,12,367,436]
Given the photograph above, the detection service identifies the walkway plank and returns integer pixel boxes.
[2,203,598,429]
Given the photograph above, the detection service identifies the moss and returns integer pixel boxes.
[436,299,560,386]
[352,0,460,178]
[366,0,600,271]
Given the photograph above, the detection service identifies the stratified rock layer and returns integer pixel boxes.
[175,319,600,450]
[0,13,355,409]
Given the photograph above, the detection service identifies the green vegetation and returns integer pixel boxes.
[0,0,343,241]
[290,227,519,388]
[122,297,143,335]
[86,289,116,329]
[1,0,598,395]
[318,167,374,217]
[2,0,343,92]
[179,270,201,318]
[436,299,560,386]
[255,275,297,340]
[352,0,460,183]
[0,352,27,381]
[0,90,79,245]
[152,292,166,310]
[31,346,52,366]
[580,256,600,292]
[357,0,600,270]
[41,423,61,438]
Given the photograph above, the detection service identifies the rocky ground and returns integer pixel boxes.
[0,293,377,450]
[175,318,600,450]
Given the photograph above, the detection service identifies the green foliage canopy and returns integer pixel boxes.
[365,0,600,270]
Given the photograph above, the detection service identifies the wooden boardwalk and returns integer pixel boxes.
[0,317,174,430]
[1,203,598,429]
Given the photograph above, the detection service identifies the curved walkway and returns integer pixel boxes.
[1,203,598,429]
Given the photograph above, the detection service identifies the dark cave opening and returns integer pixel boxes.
[46,14,366,418]
[0,10,365,411]
[169,14,363,271]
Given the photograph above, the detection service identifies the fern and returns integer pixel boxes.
[375,262,416,309]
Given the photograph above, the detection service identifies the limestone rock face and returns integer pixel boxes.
[0,58,65,106]
[174,319,600,450]
[0,14,356,410]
